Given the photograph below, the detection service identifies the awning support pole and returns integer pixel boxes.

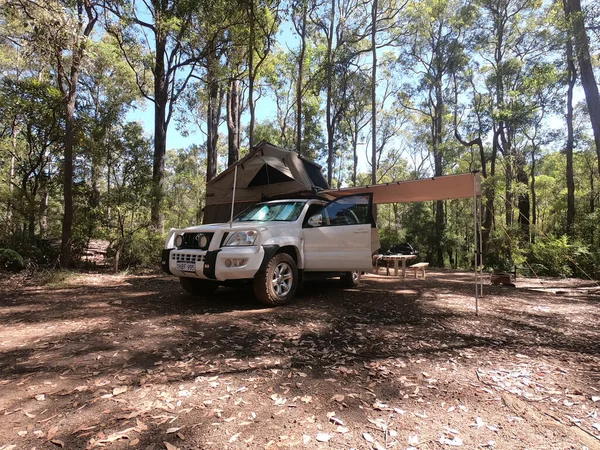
[479,196,484,298]
[230,165,238,228]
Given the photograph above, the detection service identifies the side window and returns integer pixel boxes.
[320,195,371,226]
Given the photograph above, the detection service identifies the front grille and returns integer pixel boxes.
[178,232,213,250]
[171,253,205,263]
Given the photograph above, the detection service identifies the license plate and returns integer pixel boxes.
[176,261,196,272]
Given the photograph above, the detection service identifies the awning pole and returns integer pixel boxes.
[479,196,484,298]
[230,165,238,228]
[473,173,479,315]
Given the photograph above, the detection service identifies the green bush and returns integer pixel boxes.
[0,248,25,272]
[530,235,589,277]
[109,229,164,270]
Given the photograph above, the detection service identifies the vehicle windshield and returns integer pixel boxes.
[234,201,307,222]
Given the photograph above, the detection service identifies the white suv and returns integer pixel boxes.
[161,194,379,305]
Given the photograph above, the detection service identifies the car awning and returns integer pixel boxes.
[321,172,481,204]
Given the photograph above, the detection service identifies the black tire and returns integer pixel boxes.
[340,271,360,288]
[179,277,219,296]
[253,252,298,306]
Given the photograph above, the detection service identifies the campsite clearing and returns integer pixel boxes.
[0,271,599,449]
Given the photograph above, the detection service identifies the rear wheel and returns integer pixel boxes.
[179,277,219,296]
[254,253,298,306]
[340,271,360,288]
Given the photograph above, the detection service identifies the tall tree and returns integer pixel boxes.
[105,0,204,232]
[7,0,99,265]
[245,0,281,150]
[399,0,472,265]
[564,0,600,174]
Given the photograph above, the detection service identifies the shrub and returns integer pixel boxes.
[530,235,589,277]
[0,248,26,272]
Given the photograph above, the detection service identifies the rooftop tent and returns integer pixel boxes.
[203,141,328,224]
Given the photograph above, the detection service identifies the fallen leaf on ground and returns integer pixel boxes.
[363,432,375,443]
[439,435,463,446]
[166,427,180,434]
[164,443,179,450]
[330,394,344,403]
[113,386,128,396]
[47,426,59,440]
[316,432,332,442]
[50,439,65,447]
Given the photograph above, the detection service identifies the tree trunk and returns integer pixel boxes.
[39,188,49,239]
[567,0,600,174]
[433,79,444,266]
[60,71,79,266]
[564,23,576,234]
[8,153,15,228]
[530,146,537,244]
[151,35,167,233]
[248,0,256,150]
[227,78,240,166]
[206,51,222,182]
[352,123,358,186]
[326,0,335,186]
[296,0,308,155]
[370,0,377,186]
[516,151,530,242]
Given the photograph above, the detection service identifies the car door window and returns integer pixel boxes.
[318,195,371,227]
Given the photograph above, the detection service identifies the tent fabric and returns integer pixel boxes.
[322,172,481,204]
[203,141,328,224]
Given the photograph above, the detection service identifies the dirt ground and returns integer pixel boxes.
[1,270,599,450]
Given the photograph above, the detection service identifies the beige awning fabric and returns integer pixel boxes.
[322,172,481,204]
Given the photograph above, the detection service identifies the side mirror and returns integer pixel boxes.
[307,214,322,227]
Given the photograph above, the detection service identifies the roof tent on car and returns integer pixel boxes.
[203,141,329,224]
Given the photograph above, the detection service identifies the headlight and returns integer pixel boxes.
[174,234,184,247]
[224,230,258,246]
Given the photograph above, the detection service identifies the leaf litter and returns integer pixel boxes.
[0,273,599,449]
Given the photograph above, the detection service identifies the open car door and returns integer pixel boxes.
[303,194,376,271]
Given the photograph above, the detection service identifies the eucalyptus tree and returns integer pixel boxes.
[563,0,600,174]
[474,0,557,248]
[292,0,318,155]
[77,37,140,243]
[398,0,473,265]
[104,0,209,232]
[0,77,62,240]
[244,0,282,150]
[2,0,99,265]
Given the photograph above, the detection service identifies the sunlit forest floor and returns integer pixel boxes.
[1,270,599,450]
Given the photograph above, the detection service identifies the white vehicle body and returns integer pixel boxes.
[161,195,379,304]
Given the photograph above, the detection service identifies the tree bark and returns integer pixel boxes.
[207,49,223,181]
[39,188,49,239]
[296,0,308,156]
[370,0,377,186]
[227,78,240,166]
[433,79,444,266]
[151,33,167,233]
[516,151,530,242]
[567,0,600,174]
[248,0,256,150]
[564,17,576,234]
[326,0,336,186]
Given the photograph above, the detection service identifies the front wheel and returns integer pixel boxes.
[340,271,360,288]
[253,253,298,306]
[179,277,219,296]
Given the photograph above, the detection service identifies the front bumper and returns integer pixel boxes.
[163,246,266,281]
